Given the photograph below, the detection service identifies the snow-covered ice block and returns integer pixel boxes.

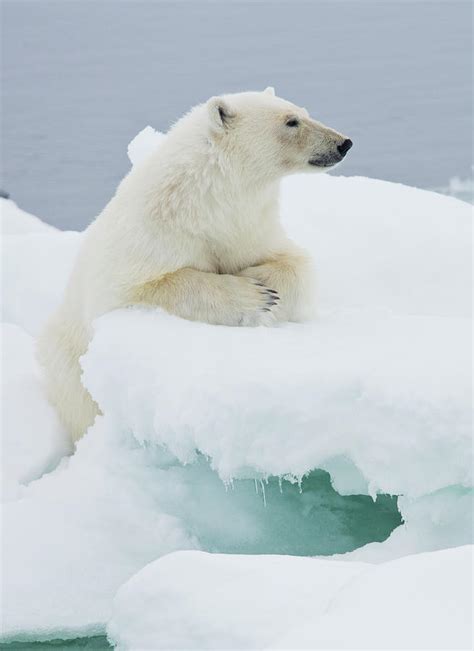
[1,230,82,335]
[275,545,473,650]
[127,126,166,167]
[0,419,198,642]
[282,173,471,318]
[107,551,369,650]
[1,324,71,502]
[107,546,473,650]
[0,197,57,235]
[83,307,471,498]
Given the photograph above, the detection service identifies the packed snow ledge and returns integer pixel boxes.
[1,128,472,647]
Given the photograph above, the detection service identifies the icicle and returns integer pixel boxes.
[297,476,303,494]
[368,481,378,502]
[254,479,259,494]
[278,476,283,494]
[260,479,267,507]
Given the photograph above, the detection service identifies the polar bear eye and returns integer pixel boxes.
[286,118,300,128]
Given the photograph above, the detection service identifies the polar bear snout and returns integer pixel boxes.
[308,135,353,168]
[337,138,353,157]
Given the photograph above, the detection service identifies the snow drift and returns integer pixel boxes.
[1,199,82,336]
[1,129,472,646]
[107,546,473,650]
[1,323,71,502]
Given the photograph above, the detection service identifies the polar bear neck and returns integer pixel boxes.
[119,115,282,237]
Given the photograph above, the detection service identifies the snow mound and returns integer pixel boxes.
[281,174,471,319]
[1,229,82,335]
[107,551,368,650]
[84,307,471,498]
[107,547,472,650]
[275,545,473,650]
[1,197,57,235]
[1,418,198,642]
[127,125,166,167]
[1,324,71,502]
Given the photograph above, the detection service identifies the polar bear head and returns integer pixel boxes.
[204,87,352,180]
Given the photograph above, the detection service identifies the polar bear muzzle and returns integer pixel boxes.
[309,137,353,168]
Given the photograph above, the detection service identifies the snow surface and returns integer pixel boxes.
[1,129,472,644]
[127,125,166,168]
[1,420,196,641]
[108,551,368,650]
[1,231,82,336]
[1,198,56,235]
[1,324,71,502]
[84,307,471,497]
[108,547,473,650]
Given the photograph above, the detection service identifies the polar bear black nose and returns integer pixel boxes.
[337,139,353,157]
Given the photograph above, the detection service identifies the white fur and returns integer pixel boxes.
[37,89,348,441]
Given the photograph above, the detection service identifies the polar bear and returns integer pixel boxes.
[37,88,352,442]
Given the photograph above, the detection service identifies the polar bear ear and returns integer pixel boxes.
[207,97,235,131]
[263,86,275,96]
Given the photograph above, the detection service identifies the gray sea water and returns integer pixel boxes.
[2,0,472,230]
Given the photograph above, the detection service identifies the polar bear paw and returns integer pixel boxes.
[227,276,280,327]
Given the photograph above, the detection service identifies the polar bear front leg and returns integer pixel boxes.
[129,268,280,327]
[238,247,315,323]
